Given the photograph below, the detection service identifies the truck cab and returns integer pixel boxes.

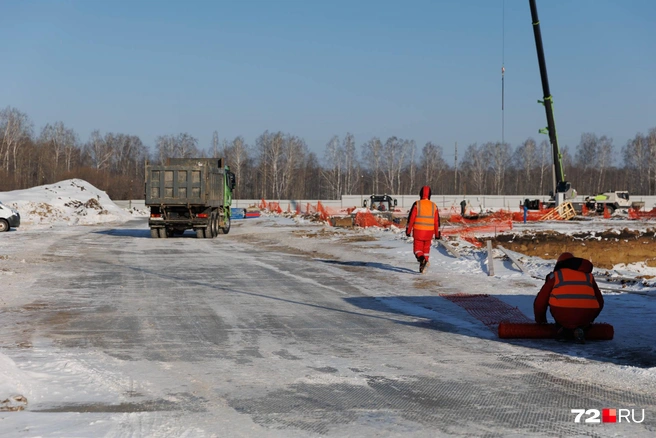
[585,191,643,214]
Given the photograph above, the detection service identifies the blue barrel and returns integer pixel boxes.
[231,208,245,219]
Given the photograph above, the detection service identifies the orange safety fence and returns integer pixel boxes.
[440,218,513,248]
[258,199,356,226]
[259,200,514,241]
[628,208,656,220]
[443,209,553,223]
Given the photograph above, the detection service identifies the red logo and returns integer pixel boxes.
[603,409,617,423]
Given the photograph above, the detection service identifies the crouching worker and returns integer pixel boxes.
[534,252,604,343]
[405,185,441,273]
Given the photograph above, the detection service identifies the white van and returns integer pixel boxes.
[0,201,20,231]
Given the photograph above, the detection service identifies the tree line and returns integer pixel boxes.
[1,106,655,200]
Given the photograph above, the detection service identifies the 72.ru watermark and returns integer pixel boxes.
[571,409,645,423]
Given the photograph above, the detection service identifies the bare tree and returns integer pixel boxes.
[254,131,288,199]
[649,128,656,195]
[155,135,176,164]
[513,138,537,193]
[114,134,146,176]
[595,136,614,193]
[482,141,510,195]
[362,137,383,193]
[176,133,199,158]
[538,139,551,195]
[461,143,487,194]
[280,135,307,199]
[405,139,417,195]
[381,137,411,194]
[623,133,648,194]
[154,133,199,163]
[419,142,447,193]
[321,135,343,198]
[575,133,599,194]
[39,121,77,179]
[342,133,358,195]
[222,136,249,197]
[211,131,220,158]
[85,130,113,170]
[0,107,33,176]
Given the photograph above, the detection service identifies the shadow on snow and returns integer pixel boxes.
[344,294,656,369]
[317,259,417,275]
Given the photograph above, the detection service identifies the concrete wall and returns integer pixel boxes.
[115,195,656,212]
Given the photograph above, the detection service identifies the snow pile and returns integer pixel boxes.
[0,355,31,412]
[0,179,136,228]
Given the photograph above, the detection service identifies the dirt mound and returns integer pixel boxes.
[490,228,656,269]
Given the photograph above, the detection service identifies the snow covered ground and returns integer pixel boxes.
[1,180,655,436]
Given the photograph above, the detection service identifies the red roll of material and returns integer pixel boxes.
[498,322,614,340]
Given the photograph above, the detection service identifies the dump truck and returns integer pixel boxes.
[145,158,236,238]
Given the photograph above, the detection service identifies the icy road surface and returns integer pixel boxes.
[1,217,655,437]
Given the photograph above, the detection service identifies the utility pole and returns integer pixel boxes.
[454,141,458,194]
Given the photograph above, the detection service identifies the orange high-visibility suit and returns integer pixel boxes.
[406,186,441,269]
[534,253,604,329]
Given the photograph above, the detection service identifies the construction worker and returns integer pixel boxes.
[533,252,604,343]
[405,185,441,273]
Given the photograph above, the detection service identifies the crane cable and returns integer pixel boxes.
[501,0,505,146]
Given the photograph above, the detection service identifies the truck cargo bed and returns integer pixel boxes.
[145,159,226,207]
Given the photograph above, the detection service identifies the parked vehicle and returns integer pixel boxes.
[0,201,20,232]
[145,158,235,238]
[585,191,645,215]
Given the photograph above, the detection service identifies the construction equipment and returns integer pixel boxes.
[584,191,645,215]
[362,194,405,224]
[145,158,236,238]
[363,194,397,213]
[530,0,576,206]
[526,2,636,216]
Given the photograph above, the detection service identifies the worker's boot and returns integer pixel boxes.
[573,327,586,344]
[419,256,428,274]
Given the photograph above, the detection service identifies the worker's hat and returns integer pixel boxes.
[557,252,574,263]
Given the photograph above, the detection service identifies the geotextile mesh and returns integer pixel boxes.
[440,293,531,331]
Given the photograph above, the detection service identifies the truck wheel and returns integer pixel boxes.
[211,214,219,237]
[219,215,231,235]
[206,213,216,238]
[606,205,615,215]
[0,219,9,232]
[196,229,205,239]
[158,227,168,238]
[150,228,159,238]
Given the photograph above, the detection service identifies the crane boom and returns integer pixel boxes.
[529,0,575,202]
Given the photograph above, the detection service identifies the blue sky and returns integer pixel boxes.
[2,0,655,164]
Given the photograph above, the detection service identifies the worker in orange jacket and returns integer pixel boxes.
[405,186,441,273]
[534,252,604,343]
